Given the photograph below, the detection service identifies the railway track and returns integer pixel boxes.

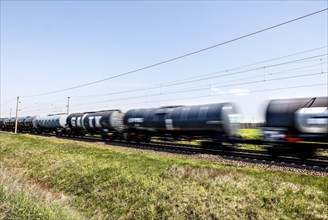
[36,133,328,172]
[119,141,328,172]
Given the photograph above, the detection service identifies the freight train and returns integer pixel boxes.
[1,97,327,158]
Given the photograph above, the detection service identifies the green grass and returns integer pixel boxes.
[239,128,261,139]
[237,129,266,150]
[0,131,327,219]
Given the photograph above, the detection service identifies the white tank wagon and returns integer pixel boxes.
[35,115,68,134]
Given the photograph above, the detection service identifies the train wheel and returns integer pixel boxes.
[142,136,151,143]
[267,145,282,158]
[101,135,107,141]
[295,146,314,160]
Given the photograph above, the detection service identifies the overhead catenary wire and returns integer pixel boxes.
[69,69,327,107]
[160,63,328,94]
[20,79,327,116]
[5,48,327,115]
[127,54,328,89]
[15,57,328,115]
[20,8,328,98]
[150,83,328,106]
[15,58,327,115]
[0,98,17,107]
[21,98,67,111]
[16,55,328,114]
[70,83,327,112]
[14,52,327,113]
[150,46,328,86]
[4,46,324,107]
[69,71,327,108]
[70,46,328,98]
[70,54,327,100]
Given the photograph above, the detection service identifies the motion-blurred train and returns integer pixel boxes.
[1,96,327,158]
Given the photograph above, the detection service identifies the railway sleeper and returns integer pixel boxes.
[267,144,316,159]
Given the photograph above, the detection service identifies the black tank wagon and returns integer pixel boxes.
[0,118,6,130]
[263,96,328,157]
[2,117,18,131]
[124,103,240,143]
[66,110,124,139]
[66,112,87,136]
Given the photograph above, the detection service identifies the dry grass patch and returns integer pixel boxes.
[0,165,85,220]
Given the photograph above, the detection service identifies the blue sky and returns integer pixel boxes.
[1,1,327,122]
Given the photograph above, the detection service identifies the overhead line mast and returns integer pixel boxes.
[67,97,70,115]
[14,96,19,134]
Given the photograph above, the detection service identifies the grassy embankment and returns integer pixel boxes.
[0,131,327,219]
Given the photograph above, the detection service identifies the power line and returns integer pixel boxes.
[69,71,327,108]
[139,54,327,88]
[70,83,327,111]
[156,46,328,86]
[152,83,328,105]
[0,98,17,107]
[71,46,327,98]
[71,70,326,106]
[166,62,327,94]
[71,54,327,99]
[22,8,328,98]
[17,59,328,113]
[20,82,326,116]
[22,98,67,111]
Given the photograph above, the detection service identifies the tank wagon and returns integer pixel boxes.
[1,117,18,131]
[66,112,86,136]
[35,115,68,134]
[263,96,328,157]
[2,118,11,131]
[0,116,37,132]
[66,110,124,139]
[18,116,38,132]
[0,118,6,130]
[8,118,17,130]
[124,103,240,143]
